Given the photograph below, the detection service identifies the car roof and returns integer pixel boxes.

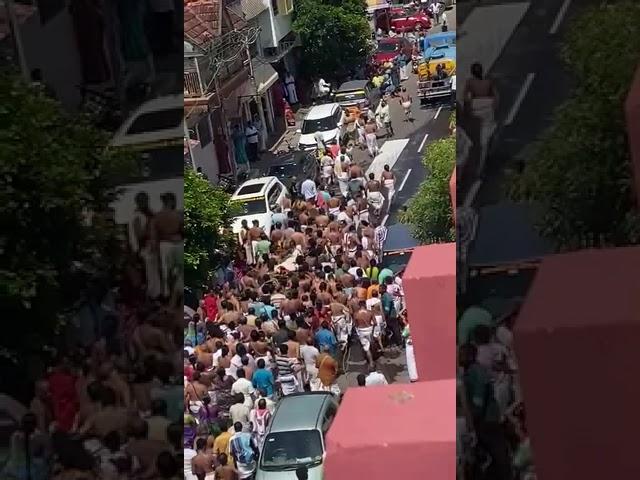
[269,392,333,432]
[378,37,401,44]
[232,176,278,198]
[111,94,183,147]
[305,103,340,120]
[337,80,369,91]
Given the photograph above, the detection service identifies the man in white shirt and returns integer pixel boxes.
[229,394,251,430]
[301,178,317,201]
[231,368,256,408]
[245,121,260,164]
[365,370,388,386]
[300,339,320,382]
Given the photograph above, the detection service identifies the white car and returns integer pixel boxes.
[230,177,288,236]
[109,94,184,225]
[297,103,345,151]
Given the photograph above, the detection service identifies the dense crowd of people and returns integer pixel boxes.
[2,190,184,480]
[457,303,535,480]
[183,128,420,478]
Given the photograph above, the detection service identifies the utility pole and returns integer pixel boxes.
[5,0,30,80]
[245,42,267,152]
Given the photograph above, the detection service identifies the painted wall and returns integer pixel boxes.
[20,8,83,109]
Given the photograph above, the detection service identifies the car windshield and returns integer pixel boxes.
[377,42,399,53]
[260,430,323,470]
[301,115,336,134]
[335,90,366,102]
[234,198,267,216]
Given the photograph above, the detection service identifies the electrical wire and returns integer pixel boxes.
[184,26,262,119]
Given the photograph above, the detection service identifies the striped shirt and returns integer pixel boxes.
[275,355,294,377]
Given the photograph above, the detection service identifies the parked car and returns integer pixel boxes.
[332,80,381,114]
[255,392,339,480]
[371,37,413,65]
[297,103,345,151]
[266,151,318,195]
[390,9,432,33]
[230,176,289,236]
[109,95,183,225]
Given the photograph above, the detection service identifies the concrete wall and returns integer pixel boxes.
[257,3,292,49]
[20,8,83,109]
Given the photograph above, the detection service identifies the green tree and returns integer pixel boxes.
[0,73,133,363]
[508,2,640,249]
[401,136,456,243]
[184,168,237,288]
[293,0,372,80]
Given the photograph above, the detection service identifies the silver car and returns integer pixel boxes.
[255,392,339,480]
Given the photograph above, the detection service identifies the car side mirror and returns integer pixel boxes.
[296,128,302,134]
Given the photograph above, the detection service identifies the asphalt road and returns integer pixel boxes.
[461,0,602,305]
[463,0,601,207]
[337,9,457,389]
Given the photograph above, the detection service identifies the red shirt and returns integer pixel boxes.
[203,294,218,321]
[47,370,78,432]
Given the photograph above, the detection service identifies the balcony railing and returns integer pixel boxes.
[184,56,214,99]
[261,38,297,63]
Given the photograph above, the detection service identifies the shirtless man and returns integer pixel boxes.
[381,164,396,205]
[398,86,412,120]
[191,438,215,480]
[270,222,285,247]
[366,290,385,352]
[248,220,264,261]
[353,302,375,368]
[152,192,183,297]
[315,209,329,228]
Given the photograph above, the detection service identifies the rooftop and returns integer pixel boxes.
[184,0,222,49]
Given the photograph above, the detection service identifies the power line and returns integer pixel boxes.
[184,27,261,120]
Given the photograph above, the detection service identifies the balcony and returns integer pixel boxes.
[184,55,214,99]
[260,33,299,63]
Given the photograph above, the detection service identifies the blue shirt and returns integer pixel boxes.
[315,328,337,356]
[262,305,277,320]
[252,368,275,397]
[271,212,287,228]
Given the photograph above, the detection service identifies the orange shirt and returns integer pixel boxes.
[367,285,379,299]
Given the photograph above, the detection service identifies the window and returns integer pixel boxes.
[322,404,338,434]
[301,115,337,134]
[236,184,265,196]
[234,198,268,215]
[197,116,212,147]
[260,430,323,470]
[267,184,283,206]
[271,0,278,15]
[126,108,184,135]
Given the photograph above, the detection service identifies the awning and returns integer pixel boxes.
[222,60,279,115]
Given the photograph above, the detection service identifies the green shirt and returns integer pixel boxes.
[378,268,394,285]
[255,239,271,256]
[458,306,494,346]
[462,363,500,424]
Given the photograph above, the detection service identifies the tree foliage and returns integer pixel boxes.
[401,136,456,244]
[508,2,640,249]
[184,169,237,288]
[0,73,134,361]
[293,0,372,80]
